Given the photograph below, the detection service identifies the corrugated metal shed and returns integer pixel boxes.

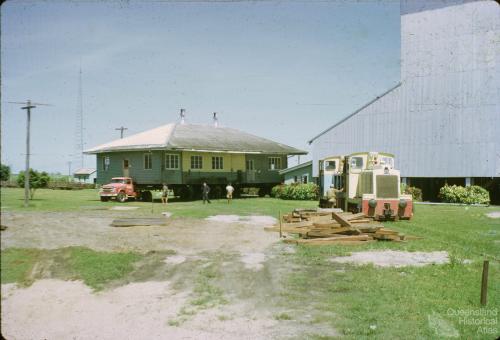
[85,123,307,155]
[310,0,500,179]
[279,161,313,175]
[73,168,96,176]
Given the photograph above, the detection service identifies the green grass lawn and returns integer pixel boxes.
[286,204,500,339]
[1,187,499,338]
[1,247,144,290]
[0,187,317,218]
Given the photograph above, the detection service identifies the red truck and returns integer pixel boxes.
[99,177,142,202]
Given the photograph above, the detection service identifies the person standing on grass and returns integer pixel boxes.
[225,183,234,204]
[161,183,169,205]
[202,182,211,204]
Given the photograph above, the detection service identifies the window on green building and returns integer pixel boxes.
[268,157,282,170]
[165,154,179,169]
[191,155,203,169]
[144,153,152,170]
[212,156,223,170]
[246,160,254,170]
[102,156,110,171]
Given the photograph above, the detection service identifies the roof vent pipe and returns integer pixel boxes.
[213,112,218,127]
[180,108,186,124]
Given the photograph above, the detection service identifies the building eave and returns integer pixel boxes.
[279,161,313,175]
[307,82,402,144]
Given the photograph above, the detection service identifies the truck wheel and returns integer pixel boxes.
[117,191,127,203]
[100,196,109,202]
[213,185,223,199]
[258,186,268,197]
[141,191,152,202]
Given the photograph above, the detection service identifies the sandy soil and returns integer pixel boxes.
[330,250,450,267]
[2,279,315,340]
[1,211,337,339]
[0,212,276,254]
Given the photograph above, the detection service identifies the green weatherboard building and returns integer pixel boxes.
[279,161,314,185]
[85,122,306,198]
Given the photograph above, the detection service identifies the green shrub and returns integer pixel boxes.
[0,164,11,182]
[16,169,50,199]
[271,184,285,198]
[271,183,318,200]
[401,184,423,201]
[439,184,490,205]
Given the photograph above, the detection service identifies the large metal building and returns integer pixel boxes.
[309,0,500,202]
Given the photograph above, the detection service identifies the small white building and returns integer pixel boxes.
[73,168,96,183]
[279,161,313,184]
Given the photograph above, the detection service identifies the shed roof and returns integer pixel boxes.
[279,161,312,175]
[73,168,96,176]
[85,123,306,155]
[307,83,402,144]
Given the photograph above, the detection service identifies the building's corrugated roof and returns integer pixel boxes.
[85,123,306,155]
[73,168,96,175]
[84,124,175,153]
[278,161,312,175]
[307,83,402,144]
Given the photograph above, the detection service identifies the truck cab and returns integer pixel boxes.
[99,177,137,202]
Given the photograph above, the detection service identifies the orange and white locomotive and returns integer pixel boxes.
[320,152,413,220]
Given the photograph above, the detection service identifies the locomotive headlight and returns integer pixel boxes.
[399,199,407,208]
[368,199,377,208]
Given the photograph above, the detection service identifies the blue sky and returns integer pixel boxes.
[1,0,400,174]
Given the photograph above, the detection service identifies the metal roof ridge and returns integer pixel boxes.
[307,82,402,144]
[278,160,312,174]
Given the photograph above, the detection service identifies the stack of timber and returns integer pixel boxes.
[111,218,169,227]
[265,209,405,245]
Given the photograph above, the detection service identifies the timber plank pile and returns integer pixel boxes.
[265,209,405,245]
[111,218,169,227]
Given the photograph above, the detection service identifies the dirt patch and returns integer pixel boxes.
[240,252,266,271]
[486,211,500,219]
[1,211,277,255]
[2,246,338,340]
[164,255,187,265]
[1,211,337,339]
[330,250,450,267]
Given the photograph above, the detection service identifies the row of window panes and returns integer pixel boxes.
[212,156,223,169]
[268,157,282,170]
[293,175,308,183]
[102,155,282,171]
[165,154,179,169]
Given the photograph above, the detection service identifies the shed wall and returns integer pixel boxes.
[311,0,500,179]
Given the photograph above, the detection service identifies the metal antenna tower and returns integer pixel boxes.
[74,66,84,169]
[8,100,52,207]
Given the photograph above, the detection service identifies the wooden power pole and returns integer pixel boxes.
[115,126,128,139]
[9,100,51,207]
